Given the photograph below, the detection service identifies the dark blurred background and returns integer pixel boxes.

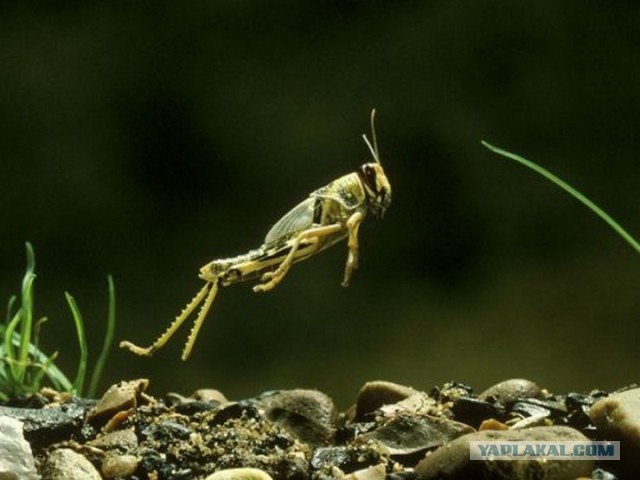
[1,2,638,406]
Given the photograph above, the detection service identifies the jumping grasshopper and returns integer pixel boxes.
[120,110,391,360]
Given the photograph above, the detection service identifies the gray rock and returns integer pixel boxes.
[0,416,39,480]
[0,400,87,448]
[355,381,417,421]
[361,413,473,456]
[415,426,593,480]
[42,448,101,480]
[479,379,541,405]
[590,387,640,471]
[255,389,337,445]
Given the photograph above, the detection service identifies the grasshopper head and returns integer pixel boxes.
[359,109,391,218]
[358,162,391,218]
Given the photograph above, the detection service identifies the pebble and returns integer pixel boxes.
[415,426,593,480]
[204,467,273,480]
[478,418,509,431]
[478,379,541,406]
[255,389,337,446]
[361,413,473,456]
[589,387,640,471]
[355,381,417,421]
[451,396,505,428]
[101,454,139,478]
[193,388,228,404]
[42,448,102,480]
[87,378,149,424]
[86,427,139,451]
[378,392,437,418]
[310,444,383,472]
[0,416,39,480]
[343,463,386,480]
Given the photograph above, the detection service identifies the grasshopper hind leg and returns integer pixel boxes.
[119,280,218,359]
[181,280,219,360]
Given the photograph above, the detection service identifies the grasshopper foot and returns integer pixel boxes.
[253,268,285,292]
[341,251,359,287]
[253,277,278,292]
[119,340,155,357]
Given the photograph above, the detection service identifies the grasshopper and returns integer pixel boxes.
[120,110,392,360]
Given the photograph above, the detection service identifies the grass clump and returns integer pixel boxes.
[0,242,116,400]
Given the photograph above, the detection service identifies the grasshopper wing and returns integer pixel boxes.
[264,196,317,245]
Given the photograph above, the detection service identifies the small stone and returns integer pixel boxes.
[478,418,509,431]
[378,392,437,418]
[86,427,139,451]
[88,379,149,424]
[343,464,386,480]
[415,426,593,480]
[211,401,260,425]
[510,401,551,419]
[479,379,541,406]
[590,387,640,471]
[508,412,551,430]
[451,396,504,428]
[517,398,567,418]
[355,381,418,421]
[255,389,337,445]
[564,393,596,430]
[310,444,383,472]
[362,413,473,456]
[591,468,619,480]
[0,416,39,480]
[193,388,228,404]
[42,448,101,480]
[204,467,273,480]
[101,454,139,478]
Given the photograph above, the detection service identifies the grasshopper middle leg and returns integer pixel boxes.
[342,211,364,287]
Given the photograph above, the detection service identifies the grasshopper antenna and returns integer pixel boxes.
[362,108,381,164]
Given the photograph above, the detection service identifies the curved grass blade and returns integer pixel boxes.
[18,243,36,365]
[65,293,88,396]
[87,275,116,398]
[481,141,640,255]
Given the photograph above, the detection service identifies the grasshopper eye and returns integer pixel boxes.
[359,163,379,193]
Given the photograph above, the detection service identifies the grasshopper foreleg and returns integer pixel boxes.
[119,280,217,358]
[343,211,364,287]
[253,223,344,293]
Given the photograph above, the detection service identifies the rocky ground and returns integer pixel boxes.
[0,378,637,479]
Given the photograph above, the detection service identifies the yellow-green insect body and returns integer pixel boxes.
[120,111,391,360]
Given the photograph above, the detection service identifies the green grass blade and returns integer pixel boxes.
[3,310,22,383]
[481,141,640,255]
[18,243,37,364]
[0,324,73,393]
[65,293,88,396]
[87,275,116,398]
[5,295,17,323]
[18,274,37,386]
